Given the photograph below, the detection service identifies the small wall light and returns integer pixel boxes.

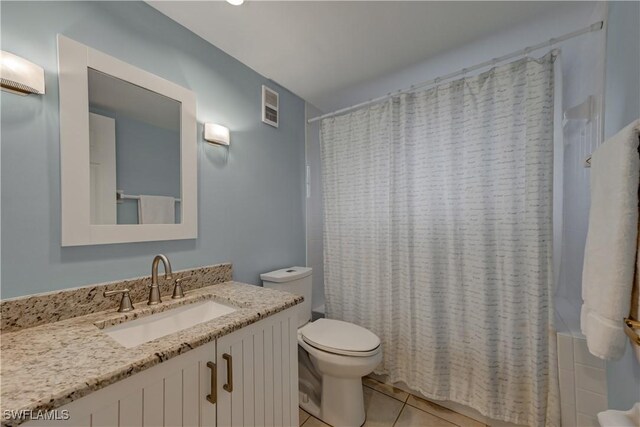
[204,123,230,146]
[226,0,244,5]
[0,50,45,95]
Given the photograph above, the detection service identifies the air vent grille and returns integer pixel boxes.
[262,85,279,128]
[265,90,278,106]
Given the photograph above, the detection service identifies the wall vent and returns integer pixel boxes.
[262,85,279,128]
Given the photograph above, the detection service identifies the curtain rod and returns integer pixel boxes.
[308,21,604,124]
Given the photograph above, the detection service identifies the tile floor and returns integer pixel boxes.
[299,377,487,427]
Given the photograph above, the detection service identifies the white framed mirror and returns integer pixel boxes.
[57,35,197,246]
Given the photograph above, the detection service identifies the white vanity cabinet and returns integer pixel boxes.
[216,307,298,427]
[23,307,298,427]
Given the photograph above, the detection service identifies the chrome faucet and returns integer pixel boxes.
[148,254,173,305]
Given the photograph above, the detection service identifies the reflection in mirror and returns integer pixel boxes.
[88,68,181,225]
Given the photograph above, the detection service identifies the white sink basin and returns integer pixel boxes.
[102,300,237,348]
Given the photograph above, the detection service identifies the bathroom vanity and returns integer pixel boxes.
[0,264,301,427]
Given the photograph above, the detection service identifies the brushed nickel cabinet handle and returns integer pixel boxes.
[206,361,216,405]
[223,353,233,392]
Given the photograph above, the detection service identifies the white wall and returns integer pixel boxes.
[602,0,640,411]
[557,331,609,427]
[313,2,605,114]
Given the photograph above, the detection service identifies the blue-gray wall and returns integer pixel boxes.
[1,1,306,299]
[113,114,181,225]
[89,107,181,224]
[603,0,640,410]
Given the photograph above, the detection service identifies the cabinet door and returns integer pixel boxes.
[23,341,216,427]
[216,307,298,427]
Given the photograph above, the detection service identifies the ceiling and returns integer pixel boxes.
[148,1,570,110]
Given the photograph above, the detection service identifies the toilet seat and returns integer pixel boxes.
[300,319,381,357]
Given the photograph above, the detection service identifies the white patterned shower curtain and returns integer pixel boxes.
[321,53,559,427]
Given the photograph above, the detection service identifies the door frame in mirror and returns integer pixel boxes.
[57,35,197,246]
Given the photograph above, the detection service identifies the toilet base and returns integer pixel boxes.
[299,390,321,419]
[320,375,366,427]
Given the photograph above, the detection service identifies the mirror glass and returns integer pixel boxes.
[87,68,181,225]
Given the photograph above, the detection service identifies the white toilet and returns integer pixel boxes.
[262,267,382,427]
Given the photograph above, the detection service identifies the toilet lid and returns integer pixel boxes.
[300,319,381,356]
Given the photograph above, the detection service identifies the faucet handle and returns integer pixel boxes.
[172,277,189,299]
[104,288,134,313]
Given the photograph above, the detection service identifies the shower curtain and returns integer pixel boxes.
[321,53,559,427]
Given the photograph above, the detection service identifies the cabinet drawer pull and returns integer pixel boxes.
[223,353,233,392]
[206,361,216,405]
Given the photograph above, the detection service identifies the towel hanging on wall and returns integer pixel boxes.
[581,119,640,360]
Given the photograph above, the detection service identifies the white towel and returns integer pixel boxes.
[581,119,640,360]
[137,195,175,224]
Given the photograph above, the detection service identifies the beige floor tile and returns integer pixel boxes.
[299,408,311,426]
[363,387,405,427]
[394,405,457,427]
[406,395,485,427]
[302,415,332,427]
[363,377,410,402]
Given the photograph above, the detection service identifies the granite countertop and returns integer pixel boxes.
[0,281,302,426]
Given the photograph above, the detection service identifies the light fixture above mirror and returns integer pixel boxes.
[204,123,230,146]
[0,50,45,95]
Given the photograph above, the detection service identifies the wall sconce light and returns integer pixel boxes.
[204,123,230,146]
[0,50,45,95]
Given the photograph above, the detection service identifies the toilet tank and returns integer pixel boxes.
[261,267,312,327]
